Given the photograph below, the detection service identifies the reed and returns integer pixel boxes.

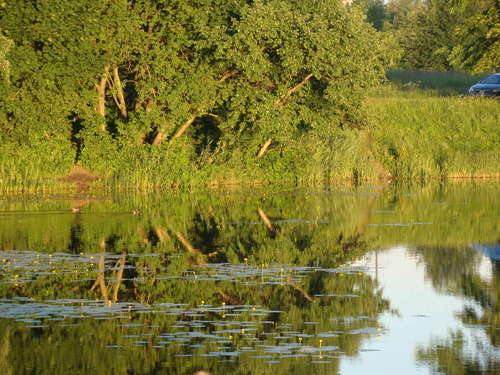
[0,160,53,193]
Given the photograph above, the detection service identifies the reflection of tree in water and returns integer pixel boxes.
[410,245,481,293]
[417,330,498,375]
[0,255,389,374]
[410,245,499,374]
[0,194,390,374]
[2,183,496,374]
[0,331,12,375]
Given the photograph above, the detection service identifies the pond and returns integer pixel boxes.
[0,182,498,375]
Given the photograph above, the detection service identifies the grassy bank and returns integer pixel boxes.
[0,71,498,192]
[364,83,499,180]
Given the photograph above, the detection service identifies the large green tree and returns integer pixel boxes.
[0,0,384,185]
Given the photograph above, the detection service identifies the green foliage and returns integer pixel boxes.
[353,0,389,31]
[395,0,458,70]
[449,0,500,73]
[382,0,498,73]
[299,130,381,182]
[1,0,497,190]
[0,0,385,191]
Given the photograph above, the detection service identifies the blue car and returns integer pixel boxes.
[469,73,500,96]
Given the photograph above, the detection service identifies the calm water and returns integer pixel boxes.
[0,182,498,375]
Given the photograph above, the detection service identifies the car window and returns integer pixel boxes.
[481,75,500,84]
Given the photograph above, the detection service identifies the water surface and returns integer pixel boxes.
[0,182,498,374]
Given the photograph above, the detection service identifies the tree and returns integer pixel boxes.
[208,0,385,158]
[353,0,389,31]
[449,0,500,73]
[394,0,460,70]
[0,0,385,185]
[384,0,498,73]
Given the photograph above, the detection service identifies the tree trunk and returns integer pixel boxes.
[95,256,109,302]
[152,123,171,146]
[257,208,276,234]
[111,251,126,303]
[95,66,110,131]
[175,232,207,265]
[154,227,171,243]
[172,114,199,140]
[137,131,147,145]
[112,67,128,120]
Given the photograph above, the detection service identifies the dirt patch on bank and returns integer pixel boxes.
[58,165,100,190]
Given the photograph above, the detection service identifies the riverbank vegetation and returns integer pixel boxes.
[0,0,498,192]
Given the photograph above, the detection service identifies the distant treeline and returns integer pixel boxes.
[353,0,498,73]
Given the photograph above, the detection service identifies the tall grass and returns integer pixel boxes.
[365,84,500,179]
[0,159,67,193]
[299,130,383,183]
[385,69,485,95]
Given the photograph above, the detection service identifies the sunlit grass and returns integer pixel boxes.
[365,81,500,180]
[0,160,64,193]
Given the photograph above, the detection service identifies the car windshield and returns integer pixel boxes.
[480,75,500,84]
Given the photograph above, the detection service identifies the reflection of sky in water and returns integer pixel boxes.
[340,246,496,375]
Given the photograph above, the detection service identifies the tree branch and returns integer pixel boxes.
[256,138,273,158]
[158,71,236,145]
[274,73,314,106]
[257,208,276,234]
[287,276,314,302]
[175,232,207,265]
[256,74,313,157]
[218,70,239,83]
[172,113,202,140]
